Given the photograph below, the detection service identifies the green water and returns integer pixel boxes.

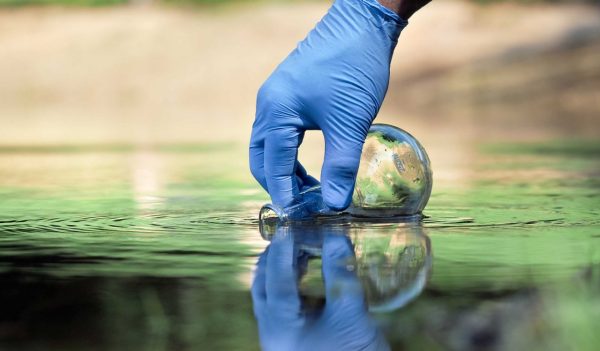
[0,140,598,351]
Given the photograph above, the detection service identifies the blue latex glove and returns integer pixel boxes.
[251,225,390,351]
[249,0,408,210]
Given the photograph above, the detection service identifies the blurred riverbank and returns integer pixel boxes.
[1,0,599,148]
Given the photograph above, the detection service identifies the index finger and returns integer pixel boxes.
[264,127,303,207]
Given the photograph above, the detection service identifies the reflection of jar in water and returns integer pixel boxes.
[349,124,433,217]
[351,224,431,312]
[297,223,432,312]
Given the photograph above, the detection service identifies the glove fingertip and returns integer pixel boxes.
[324,194,353,211]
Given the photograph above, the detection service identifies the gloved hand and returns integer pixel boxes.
[251,225,390,351]
[249,0,409,210]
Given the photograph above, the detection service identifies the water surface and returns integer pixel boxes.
[0,140,598,351]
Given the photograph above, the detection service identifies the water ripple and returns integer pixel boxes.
[0,210,589,237]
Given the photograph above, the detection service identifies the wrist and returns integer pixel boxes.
[357,0,408,39]
[376,0,423,20]
[376,0,403,17]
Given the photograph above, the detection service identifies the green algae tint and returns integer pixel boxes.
[0,140,598,351]
[352,125,433,217]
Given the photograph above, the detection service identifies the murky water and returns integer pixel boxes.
[0,140,598,351]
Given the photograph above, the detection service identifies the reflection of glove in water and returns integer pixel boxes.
[249,0,408,210]
[251,231,389,351]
